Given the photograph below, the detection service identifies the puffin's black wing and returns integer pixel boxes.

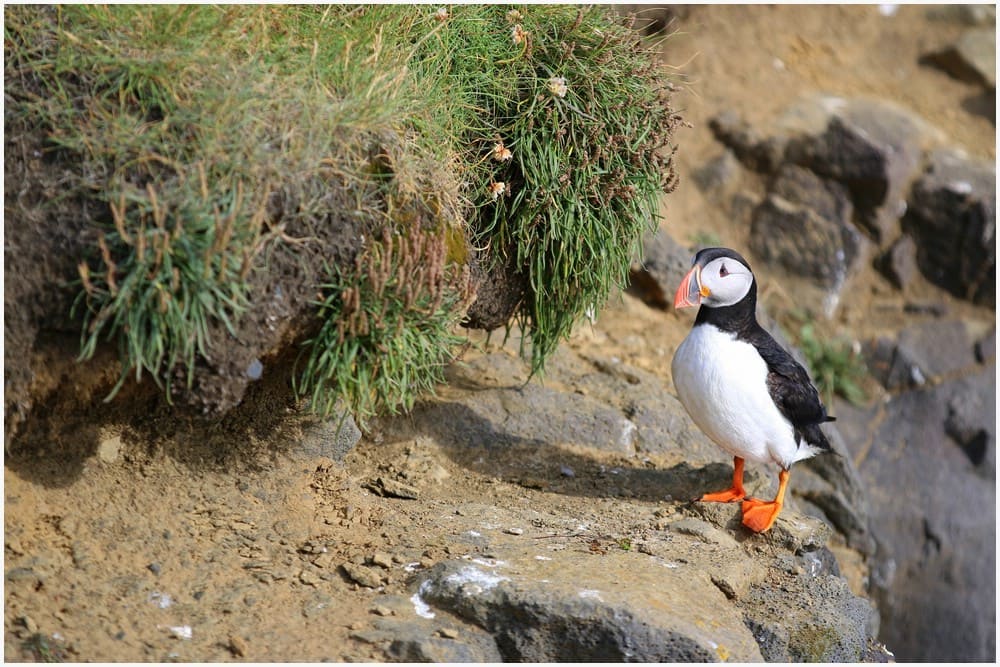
[742,325,834,451]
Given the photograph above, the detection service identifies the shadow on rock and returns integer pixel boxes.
[398,397,752,506]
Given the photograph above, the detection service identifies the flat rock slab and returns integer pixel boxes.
[410,499,870,662]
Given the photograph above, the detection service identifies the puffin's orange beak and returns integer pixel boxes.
[674,265,709,309]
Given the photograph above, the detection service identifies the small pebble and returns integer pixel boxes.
[19,615,38,633]
[371,605,394,617]
[439,628,459,639]
[147,562,162,576]
[299,569,321,587]
[246,359,264,380]
[504,527,525,536]
[341,562,384,589]
[228,634,248,657]
[313,552,336,569]
[371,552,394,569]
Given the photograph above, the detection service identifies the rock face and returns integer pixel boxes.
[708,96,947,312]
[687,88,995,661]
[837,317,996,661]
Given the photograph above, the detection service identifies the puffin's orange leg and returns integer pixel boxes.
[741,468,790,532]
[699,456,747,503]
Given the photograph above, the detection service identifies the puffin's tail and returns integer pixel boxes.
[796,422,834,456]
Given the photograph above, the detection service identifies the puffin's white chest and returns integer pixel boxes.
[671,323,798,467]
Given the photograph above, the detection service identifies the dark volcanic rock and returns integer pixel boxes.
[709,110,787,173]
[769,163,854,225]
[783,98,925,241]
[749,192,862,290]
[740,567,873,662]
[749,164,865,303]
[903,148,996,307]
[877,234,919,290]
[865,319,977,391]
[628,226,693,309]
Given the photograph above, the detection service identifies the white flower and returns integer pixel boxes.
[492,141,513,162]
[511,23,527,45]
[547,76,568,98]
[506,9,522,23]
[434,7,448,21]
[487,181,507,200]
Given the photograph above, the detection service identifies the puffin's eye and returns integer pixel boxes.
[719,263,729,277]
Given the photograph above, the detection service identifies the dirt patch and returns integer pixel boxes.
[4,4,995,661]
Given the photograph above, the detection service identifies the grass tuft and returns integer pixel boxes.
[420,6,682,374]
[795,318,869,406]
[295,226,474,424]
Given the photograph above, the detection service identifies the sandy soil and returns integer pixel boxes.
[4,5,994,661]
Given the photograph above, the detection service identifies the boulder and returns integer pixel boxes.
[783,99,925,242]
[903,148,996,307]
[749,192,861,292]
[749,164,864,301]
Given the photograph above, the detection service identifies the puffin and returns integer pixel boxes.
[670,247,834,532]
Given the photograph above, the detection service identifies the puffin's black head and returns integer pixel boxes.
[674,247,756,311]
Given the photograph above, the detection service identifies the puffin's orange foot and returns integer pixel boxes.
[698,456,747,502]
[741,497,783,532]
[699,486,746,503]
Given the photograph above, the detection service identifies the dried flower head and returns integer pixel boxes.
[511,23,527,46]
[547,76,568,98]
[492,141,513,162]
[434,7,448,21]
[506,9,522,23]
[487,181,507,200]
